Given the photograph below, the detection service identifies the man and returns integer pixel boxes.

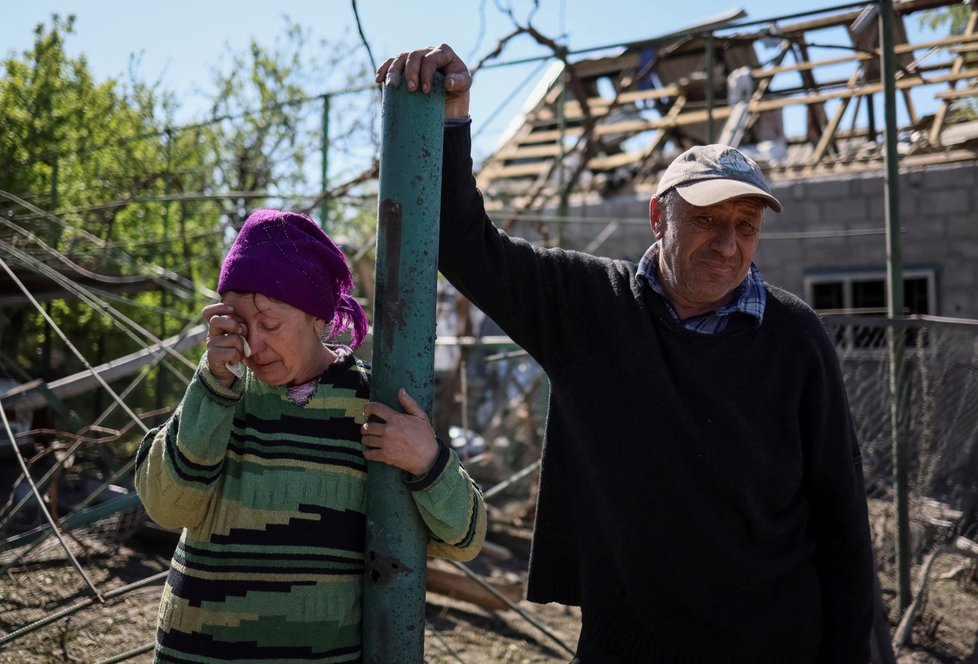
[378,45,875,663]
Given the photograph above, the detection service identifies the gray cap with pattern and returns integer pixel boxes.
[654,144,782,213]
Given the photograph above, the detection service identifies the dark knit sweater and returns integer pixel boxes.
[439,124,874,663]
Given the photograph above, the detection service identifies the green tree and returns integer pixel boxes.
[0,15,218,428]
[206,18,378,229]
[0,14,381,437]
[919,5,977,121]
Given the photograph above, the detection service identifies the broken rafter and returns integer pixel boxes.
[476,0,976,194]
[930,6,978,145]
[812,69,864,164]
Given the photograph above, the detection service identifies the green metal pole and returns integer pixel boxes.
[364,73,444,663]
[880,0,910,611]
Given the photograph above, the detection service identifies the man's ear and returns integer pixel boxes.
[649,197,665,240]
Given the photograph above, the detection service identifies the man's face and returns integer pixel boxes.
[650,192,765,319]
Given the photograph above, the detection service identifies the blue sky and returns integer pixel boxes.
[2,1,942,174]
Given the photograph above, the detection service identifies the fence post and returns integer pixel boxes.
[879,0,911,611]
[363,73,444,663]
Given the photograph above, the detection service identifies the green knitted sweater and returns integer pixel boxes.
[135,347,485,663]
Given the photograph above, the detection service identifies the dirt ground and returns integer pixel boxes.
[1,514,977,663]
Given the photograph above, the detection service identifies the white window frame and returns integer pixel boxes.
[804,268,938,354]
[803,268,938,316]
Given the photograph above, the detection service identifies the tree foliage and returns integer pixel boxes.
[0,14,378,433]
[0,15,212,406]
[919,5,977,121]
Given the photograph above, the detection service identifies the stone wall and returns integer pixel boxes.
[500,160,978,318]
[762,161,978,318]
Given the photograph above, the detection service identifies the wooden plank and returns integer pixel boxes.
[752,0,962,38]
[426,564,523,611]
[768,148,978,179]
[753,52,872,79]
[740,67,978,114]
[516,127,585,143]
[607,94,690,175]
[581,93,689,172]
[495,143,563,160]
[594,106,734,135]
[585,150,645,172]
[812,69,863,164]
[570,52,641,79]
[511,101,726,147]
[751,33,978,80]
[935,86,978,101]
[480,162,551,179]
[931,8,977,144]
[530,85,682,124]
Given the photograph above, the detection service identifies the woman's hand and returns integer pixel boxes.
[362,388,440,477]
[203,302,248,387]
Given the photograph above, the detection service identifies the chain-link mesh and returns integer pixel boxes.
[2,315,976,661]
[822,314,978,629]
[0,445,165,663]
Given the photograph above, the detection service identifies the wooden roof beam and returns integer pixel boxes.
[730,0,960,41]
[812,69,863,164]
[528,85,682,124]
[931,7,977,145]
[750,33,978,80]
[934,86,978,101]
[501,64,978,164]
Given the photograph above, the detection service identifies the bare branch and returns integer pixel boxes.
[470,13,605,229]
[299,159,380,215]
[350,0,377,74]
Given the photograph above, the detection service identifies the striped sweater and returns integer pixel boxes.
[135,347,486,663]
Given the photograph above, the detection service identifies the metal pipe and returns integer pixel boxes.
[483,460,542,501]
[363,73,445,663]
[0,402,104,603]
[879,0,911,611]
[0,570,166,647]
[446,560,577,657]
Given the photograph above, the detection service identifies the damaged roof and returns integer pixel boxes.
[475,0,978,213]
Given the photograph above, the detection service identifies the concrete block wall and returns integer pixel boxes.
[760,161,978,318]
[498,160,977,318]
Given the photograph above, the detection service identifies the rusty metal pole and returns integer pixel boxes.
[879,0,910,612]
[363,73,444,663]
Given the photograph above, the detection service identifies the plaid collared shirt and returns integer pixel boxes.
[636,242,767,335]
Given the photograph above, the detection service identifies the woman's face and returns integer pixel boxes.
[221,292,326,386]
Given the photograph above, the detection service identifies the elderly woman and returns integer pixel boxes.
[135,209,486,662]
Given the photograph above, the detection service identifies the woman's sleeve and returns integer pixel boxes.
[134,353,242,530]
[404,439,487,562]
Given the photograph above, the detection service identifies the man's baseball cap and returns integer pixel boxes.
[654,144,783,213]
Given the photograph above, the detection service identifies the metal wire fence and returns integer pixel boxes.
[2,313,977,661]
[821,313,978,643]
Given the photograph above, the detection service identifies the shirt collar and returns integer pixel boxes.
[637,242,767,328]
